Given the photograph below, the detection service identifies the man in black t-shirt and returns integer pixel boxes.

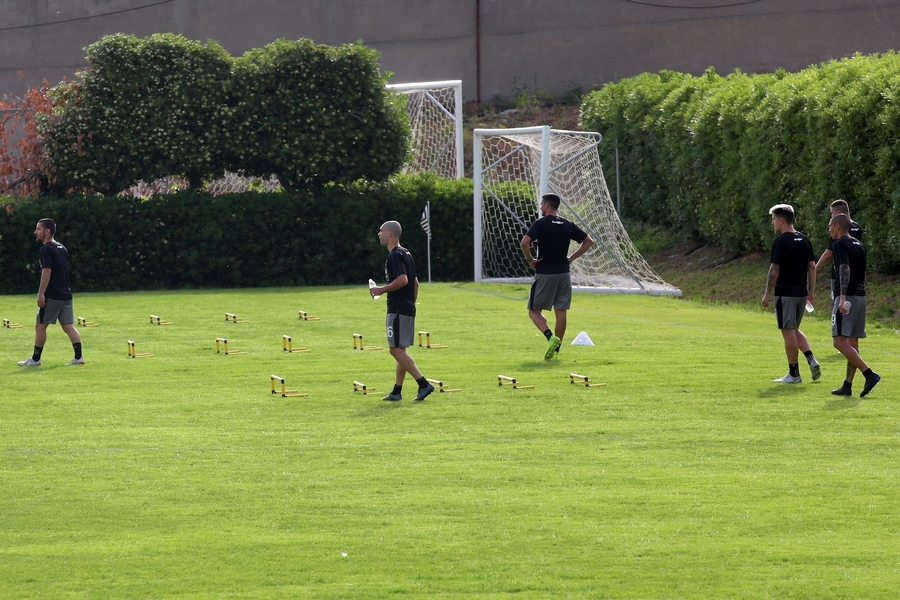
[520,193,593,361]
[370,220,434,402]
[761,204,819,384]
[17,218,84,367]
[828,213,880,397]
[814,199,863,299]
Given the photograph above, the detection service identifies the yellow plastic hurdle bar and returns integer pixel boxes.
[417,331,448,349]
[225,312,249,323]
[352,380,375,395]
[149,314,173,326]
[270,374,308,398]
[498,375,533,389]
[426,378,461,393]
[352,333,382,351]
[127,340,153,358]
[569,373,607,388]
[77,316,99,327]
[3,318,23,329]
[298,310,321,321]
[282,335,311,353]
[215,337,246,355]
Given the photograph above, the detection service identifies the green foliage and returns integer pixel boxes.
[581,53,900,272]
[0,174,473,293]
[35,35,409,195]
[227,39,410,191]
[38,34,232,195]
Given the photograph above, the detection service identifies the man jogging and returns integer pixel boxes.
[18,218,84,367]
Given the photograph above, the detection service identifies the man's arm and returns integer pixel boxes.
[414,277,419,303]
[761,263,779,307]
[520,234,541,270]
[807,261,816,305]
[37,268,51,307]
[838,262,851,313]
[567,236,594,264]
[372,273,408,297]
[814,248,832,272]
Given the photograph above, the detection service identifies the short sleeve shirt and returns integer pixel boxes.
[831,235,866,297]
[525,215,588,275]
[39,240,73,301]
[384,246,417,316]
[827,220,863,284]
[770,231,814,297]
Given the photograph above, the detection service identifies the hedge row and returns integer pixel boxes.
[0,174,473,294]
[581,53,900,272]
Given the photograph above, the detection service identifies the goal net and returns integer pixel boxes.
[474,126,681,296]
[387,80,464,179]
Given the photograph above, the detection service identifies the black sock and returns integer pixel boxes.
[842,380,853,390]
[862,368,874,379]
[392,385,402,395]
[32,346,43,361]
[789,363,800,378]
[416,377,428,389]
[543,329,552,340]
[803,350,814,363]
[73,342,83,360]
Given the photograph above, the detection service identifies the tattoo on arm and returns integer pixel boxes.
[766,264,779,293]
[839,264,850,296]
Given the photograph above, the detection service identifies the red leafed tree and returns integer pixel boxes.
[0,76,53,198]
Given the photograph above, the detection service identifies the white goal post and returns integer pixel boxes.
[386,80,464,179]
[474,125,681,296]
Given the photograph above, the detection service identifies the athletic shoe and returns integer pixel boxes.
[860,372,881,398]
[413,383,435,402]
[16,358,41,367]
[68,357,85,365]
[382,393,402,402]
[808,357,821,381]
[831,387,852,396]
[544,335,561,361]
[773,374,802,384]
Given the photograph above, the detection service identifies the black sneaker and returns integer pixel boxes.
[382,393,402,402]
[860,373,881,398]
[831,387,852,396]
[413,383,435,402]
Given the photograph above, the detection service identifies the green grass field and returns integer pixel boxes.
[1,283,897,598]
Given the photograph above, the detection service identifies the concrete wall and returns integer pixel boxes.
[2,0,900,102]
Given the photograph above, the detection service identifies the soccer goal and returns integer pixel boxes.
[473,125,681,296]
[386,80,464,180]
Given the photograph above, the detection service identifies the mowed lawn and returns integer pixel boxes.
[1,283,897,598]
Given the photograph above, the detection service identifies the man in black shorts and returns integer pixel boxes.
[815,199,863,300]
[18,218,84,367]
[828,213,880,397]
[370,220,435,402]
[761,204,820,383]
[520,193,594,360]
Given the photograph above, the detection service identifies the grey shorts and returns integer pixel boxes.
[832,296,867,339]
[386,313,415,349]
[528,273,573,311]
[37,298,75,326]
[774,296,805,330]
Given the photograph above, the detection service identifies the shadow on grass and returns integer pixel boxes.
[822,397,862,411]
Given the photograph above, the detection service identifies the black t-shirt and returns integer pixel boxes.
[39,240,73,301]
[525,214,588,275]
[384,246,417,316]
[827,220,863,292]
[831,235,866,297]
[770,230,814,297]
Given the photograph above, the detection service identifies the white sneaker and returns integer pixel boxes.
[773,374,802,384]
[68,357,85,365]
[808,357,821,381]
[17,357,41,367]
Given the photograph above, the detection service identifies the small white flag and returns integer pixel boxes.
[420,202,431,240]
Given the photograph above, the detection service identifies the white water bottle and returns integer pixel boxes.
[368,278,381,300]
[842,300,851,311]
[805,301,814,313]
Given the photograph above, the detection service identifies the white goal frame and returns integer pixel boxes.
[387,79,464,179]
[473,125,681,296]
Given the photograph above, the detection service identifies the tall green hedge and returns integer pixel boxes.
[0,174,473,294]
[581,54,900,272]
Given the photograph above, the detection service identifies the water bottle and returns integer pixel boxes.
[368,278,381,300]
[842,300,851,311]
[805,301,814,313]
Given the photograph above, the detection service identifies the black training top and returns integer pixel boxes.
[525,214,588,275]
[770,230,814,297]
[384,245,417,316]
[39,240,73,301]
[827,220,863,292]
[831,235,867,297]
